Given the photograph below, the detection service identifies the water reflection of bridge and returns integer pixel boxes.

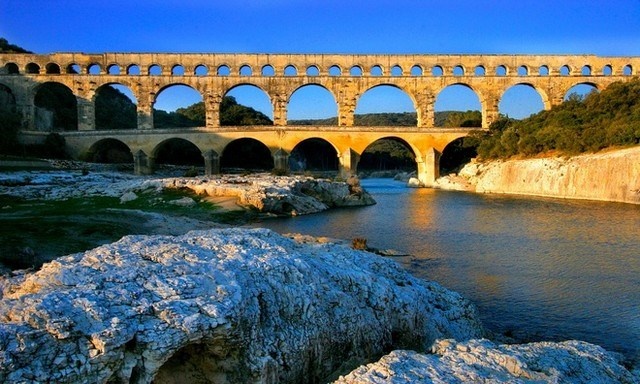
[1,52,638,184]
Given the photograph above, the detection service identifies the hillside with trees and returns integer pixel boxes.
[469,78,640,159]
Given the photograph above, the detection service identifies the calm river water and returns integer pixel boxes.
[253,178,640,363]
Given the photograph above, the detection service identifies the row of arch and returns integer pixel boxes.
[10,78,598,131]
[4,61,635,78]
[87,135,463,175]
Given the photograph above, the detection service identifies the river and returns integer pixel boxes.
[252,178,640,364]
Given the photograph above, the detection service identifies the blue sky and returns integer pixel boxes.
[2,0,639,119]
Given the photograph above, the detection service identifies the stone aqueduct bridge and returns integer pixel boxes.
[1,52,638,185]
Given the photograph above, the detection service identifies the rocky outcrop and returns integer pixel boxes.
[0,171,376,216]
[435,146,640,204]
[0,228,482,383]
[335,339,637,383]
[161,174,376,215]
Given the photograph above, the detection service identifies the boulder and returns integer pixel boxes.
[0,228,482,383]
[335,339,637,383]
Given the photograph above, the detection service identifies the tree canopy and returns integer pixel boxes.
[468,79,640,159]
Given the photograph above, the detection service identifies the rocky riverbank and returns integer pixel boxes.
[0,168,376,217]
[0,228,483,383]
[434,146,640,204]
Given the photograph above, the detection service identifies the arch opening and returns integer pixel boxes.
[46,63,61,74]
[434,84,482,127]
[350,66,363,77]
[602,65,612,76]
[474,66,485,76]
[172,65,185,76]
[452,65,464,76]
[370,65,383,76]
[261,65,274,76]
[499,84,544,119]
[432,65,443,76]
[217,65,230,76]
[289,138,338,174]
[4,63,19,74]
[284,65,297,76]
[539,65,549,76]
[496,65,507,76]
[34,82,77,131]
[623,65,632,76]
[149,64,162,76]
[154,138,204,167]
[328,65,341,76]
[221,138,274,172]
[107,64,120,75]
[88,64,101,75]
[355,85,416,126]
[359,137,416,176]
[239,65,252,76]
[439,137,477,175]
[222,85,273,125]
[194,64,208,76]
[67,63,81,74]
[26,63,40,74]
[517,66,528,76]
[391,65,403,76]
[287,84,337,125]
[560,65,571,76]
[306,65,319,76]
[564,83,598,101]
[127,64,140,75]
[83,139,133,164]
[410,65,423,76]
[95,84,137,130]
[153,84,204,129]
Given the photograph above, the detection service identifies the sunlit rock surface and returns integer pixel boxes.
[435,146,640,204]
[0,228,481,383]
[335,339,637,383]
[0,171,375,215]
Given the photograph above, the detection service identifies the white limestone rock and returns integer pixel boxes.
[438,147,640,204]
[335,339,637,383]
[0,171,376,216]
[0,228,482,383]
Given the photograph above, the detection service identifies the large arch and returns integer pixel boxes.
[33,81,78,131]
[222,84,273,125]
[355,85,417,126]
[221,138,274,172]
[499,84,546,119]
[434,84,482,127]
[359,137,417,174]
[287,84,337,124]
[153,138,204,167]
[83,138,133,164]
[153,84,204,129]
[564,82,599,100]
[289,138,339,173]
[94,83,137,130]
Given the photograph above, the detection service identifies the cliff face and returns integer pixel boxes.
[444,146,640,204]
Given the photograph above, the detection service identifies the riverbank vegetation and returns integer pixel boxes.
[469,78,640,159]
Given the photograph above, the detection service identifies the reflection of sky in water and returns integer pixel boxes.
[255,179,640,363]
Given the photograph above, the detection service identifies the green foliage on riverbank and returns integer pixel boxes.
[470,78,640,159]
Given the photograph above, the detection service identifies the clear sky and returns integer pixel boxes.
[2,0,640,119]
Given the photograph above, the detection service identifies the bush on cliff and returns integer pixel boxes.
[470,78,640,160]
